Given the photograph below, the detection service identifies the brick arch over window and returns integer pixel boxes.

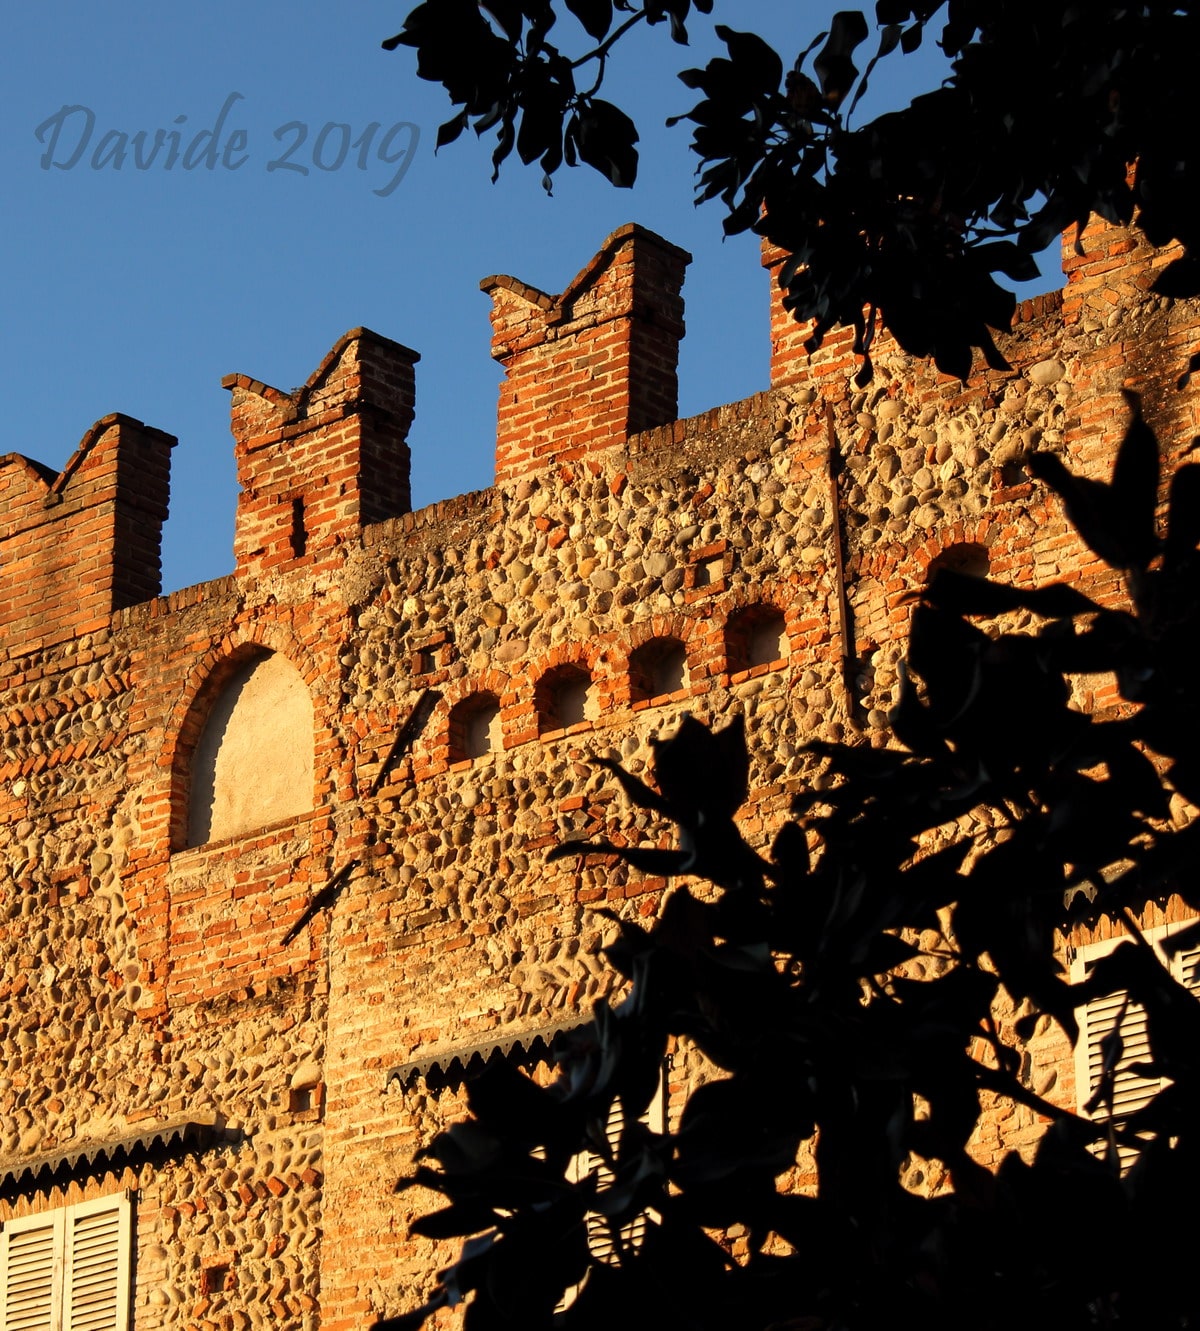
[927,540,990,580]
[905,519,996,586]
[182,648,314,848]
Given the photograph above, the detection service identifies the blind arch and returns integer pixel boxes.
[187,650,314,847]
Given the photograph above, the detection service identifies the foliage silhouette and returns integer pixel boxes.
[379,403,1200,1330]
[387,1,1199,380]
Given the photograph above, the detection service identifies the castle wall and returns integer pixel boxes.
[0,221,1197,1331]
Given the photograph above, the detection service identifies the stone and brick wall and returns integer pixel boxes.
[0,220,1197,1331]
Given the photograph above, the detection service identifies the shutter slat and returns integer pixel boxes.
[1177,946,1200,995]
[3,1197,128,1331]
[1083,990,1159,1169]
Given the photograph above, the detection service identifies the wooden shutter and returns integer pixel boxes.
[0,1212,62,1331]
[582,1075,666,1267]
[1073,925,1200,1168]
[1,1195,130,1331]
[1175,942,1200,999]
[556,1073,666,1315]
[1080,984,1158,1121]
[583,1098,646,1267]
[63,1196,131,1331]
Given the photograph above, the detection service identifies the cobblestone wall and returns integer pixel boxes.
[0,218,1197,1331]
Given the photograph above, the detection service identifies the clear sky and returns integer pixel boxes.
[4,3,1055,595]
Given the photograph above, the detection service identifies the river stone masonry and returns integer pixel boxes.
[0,218,1198,1330]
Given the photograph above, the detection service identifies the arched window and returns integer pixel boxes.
[449,693,503,760]
[537,664,594,734]
[629,637,687,703]
[726,605,788,674]
[187,650,314,847]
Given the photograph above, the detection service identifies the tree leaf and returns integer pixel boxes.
[436,110,470,149]
[564,0,613,41]
[813,10,869,108]
[972,240,1041,283]
[411,1204,499,1239]
[917,568,1101,621]
[1027,453,1129,568]
[1166,462,1200,564]
[572,98,639,186]
[713,25,783,92]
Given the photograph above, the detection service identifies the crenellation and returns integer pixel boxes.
[226,329,418,582]
[0,415,174,657]
[485,224,690,485]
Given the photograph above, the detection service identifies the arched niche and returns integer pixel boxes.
[629,637,688,702]
[927,540,990,580]
[536,663,594,734]
[449,692,503,761]
[187,650,314,848]
[726,604,789,673]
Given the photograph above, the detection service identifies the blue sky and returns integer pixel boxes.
[4,4,1053,594]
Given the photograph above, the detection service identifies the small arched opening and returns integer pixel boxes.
[449,693,503,761]
[629,637,688,703]
[927,541,990,582]
[726,605,789,674]
[537,664,594,734]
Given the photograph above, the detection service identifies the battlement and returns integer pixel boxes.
[224,326,419,580]
[0,216,1198,1331]
[483,223,690,484]
[0,413,173,654]
[0,217,1185,662]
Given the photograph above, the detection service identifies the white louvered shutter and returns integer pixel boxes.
[1073,925,1200,1169]
[0,1212,63,1331]
[1080,984,1158,1121]
[1175,942,1200,1001]
[62,1197,131,1331]
[583,1098,647,1267]
[1,1195,130,1331]
[556,1074,666,1317]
